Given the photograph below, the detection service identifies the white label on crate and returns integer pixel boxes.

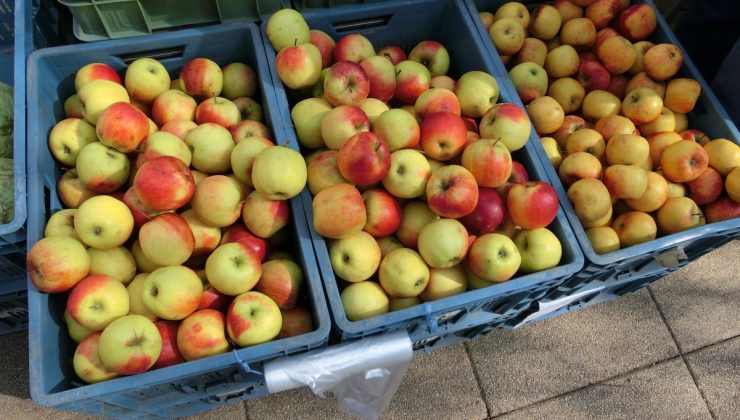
[656,246,688,268]
[435,309,463,324]
[511,286,607,329]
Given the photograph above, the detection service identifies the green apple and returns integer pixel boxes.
[206,243,262,296]
[382,149,431,199]
[73,332,118,384]
[44,209,79,240]
[64,309,94,343]
[226,291,282,346]
[359,98,390,124]
[125,58,170,104]
[185,123,235,174]
[177,309,230,361]
[266,8,310,52]
[254,259,304,310]
[454,71,500,118]
[291,98,332,149]
[98,315,162,375]
[376,235,404,257]
[142,266,203,321]
[513,228,562,273]
[465,263,496,289]
[389,296,421,311]
[586,226,621,254]
[126,273,157,321]
[396,201,440,248]
[221,62,257,100]
[192,175,249,228]
[251,146,307,200]
[479,103,532,152]
[138,213,195,267]
[276,43,322,90]
[378,248,430,298]
[329,231,381,282]
[48,117,97,167]
[408,40,450,78]
[74,195,134,249]
[419,265,467,301]
[75,141,130,194]
[341,281,389,321]
[233,97,263,122]
[77,80,130,125]
[508,62,548,104]
[241,190,289,238]
[67,274,130,331]
[417,219,469,268]
[131,240,162,273]
[87,246,136,285]
[467,233,521,282]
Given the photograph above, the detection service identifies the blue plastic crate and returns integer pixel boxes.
[261,0,585,347]
[465,0,740,306]
[26,22,330,418]
[0,0,12,47]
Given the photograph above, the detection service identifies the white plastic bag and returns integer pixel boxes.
[264,330,413,419]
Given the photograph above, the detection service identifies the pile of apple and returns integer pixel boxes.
[265,9,565,322]
[26,56,314,384]
[481,0,740,254]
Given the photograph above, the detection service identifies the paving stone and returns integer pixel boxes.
[247,344,487,420]
[685,336,740,419]
[184,401,247,420]
[466,289,679,416]
[649,240,740,353]
[497,358,711,420]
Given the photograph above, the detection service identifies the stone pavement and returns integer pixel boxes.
[1,240,737,419]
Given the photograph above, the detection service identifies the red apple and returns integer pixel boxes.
[310,29,336,68]
[134,156,195,211]
[461,139,512,188]
[194,97,240,128]
[179,58,222,97]
[333,34,375,63]
[279,305,314,339]
[426,165,479,218]
[362,189,402,238]
[377,45,407,65]
[324,61,371,107]
[585,0,621,29]
[151,89,196,127]
[75,63,121,91]
[337,132,391,186]
[221,224,269,262]
[153,320,185,369]
[360,56,396,102]
[618,4,657,41]
[460,188,506,235]
[507,181,559,229]
[687,167,723,205]
[577,60,611,92]
[123,187,157,229]
[96,102,150,153]
[420,112,468,161]
[254,259,304,310]
[704,196,740,223]
[509,161,530,184]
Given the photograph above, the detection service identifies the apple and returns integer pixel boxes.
[560,17,596,50]
[230,138,273,188]
[378,248,430,298]
[515,38,549,67]
[131,240,162,274]
[461,139,512,188]
[195,97,240,127]
[514,228,562,273]
[27,236,90,293]
[75,142,130,194]
[586,225,620,254]
[323,60,370,106]
[241,190,289,238]
[496,2,530,28]
[661,141,709,182]
[727,167,740,203]
[419,265,467,301]
[618,4,657,41]
[341,281,389,321]
[611,210,657,246]
[191,175,248,227]
[489,18,526,56]
[626,72,665,98]
[204,241,261,298]
[44,209,79,240]
[87,246,136,285]
[541,136,563,169]
[553,114,587,147]
[152,320,186,369]
[639,107,675,136]
[180,209,221,258]
[603,164,649,199]
[185,123,235,174]
[333,33,374,63]
[586,0,620,29]
[371,109,418,153]
[527,96,565,134]
[566,127,606,160]
[417,218,469,269]
[329,230,381,282]
[233,97,262,122]
[507,181,559,229]
[57,169,96,209]
[97,315,161,375]
[175,309,230,362]
[321,105,370,150]
[530,5,563,40]
[544,45,580,79]
[628,40,655,75]
[415,88,461,118]
[663,78,700,114]
[582,90,621,121]
[265,8,310,52]
[291,98,332,149]
[397,201,440,248]
[547,77,585,114]
[643,44,683,81]
[381,149,431,200]
[607,73,629,99]
[77,79,130,125]
[594,114,635,142]
[74,195,133,249]
[73,332,119,384]
[568,178,612,223]
[360,98,390,124]
[577,60,611,92]
[704,195,740,222]
[479,103,532,152]
[133,156,194,211]
[307,150,347,195]
[75,63,121,91]
[337,132,391,186]
[409,40,450,78]
[467,233,521,282]
[138,131,192,167]
[376,45,406,65]
[179,58,223,97]
[597,36,637,75]
[680,129,710,145]
[227,290,282,346]
[121,187,156,229]
[139,213,195,266]
[377,236,404,258]
[594,27,619,50]
[648,131,683,164]
[394,60,432,105]
[278,305,313,338]
[362,189,402,238]
[508,62,548,104]
[674,113,689,133]
[250,145,306,200]
[454,71,500,118]
[657,196,705,234]
[459,187,505,236]
[230,119,272,143]
[605,134,649,166]
[420,112,467,161]
[126,273,157,321]
[67,274,129,331]
[65,309,94,343]
[622,87,663,125]
[48,118,97,167]
[426,165,479,218]
[221,62,256,100]
[309,29,335,68]
[313,183,367,239]
[221,224,269,262]
[554,0,585,23]
[687,167,723,205]
[161,119,197,140]
[124,57,170,104]
[141,265,202,321]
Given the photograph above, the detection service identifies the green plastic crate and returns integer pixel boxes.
[57,0,286,41]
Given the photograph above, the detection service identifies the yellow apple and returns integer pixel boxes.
[656,196,705,234]
[586,226,621,254]
[605,133,649,165]
[612,211,657,247]
[526,96,565,134]
[567,178,612,224]
[703,139,740,176]
[582,90,621,121]
[625,171,669,212]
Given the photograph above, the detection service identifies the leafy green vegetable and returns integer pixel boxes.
[0,82,12,159]
[0,158,13,223]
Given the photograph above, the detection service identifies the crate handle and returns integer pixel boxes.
[232,349,263,377]
[331,15,391,33]
[116,47,186,64]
